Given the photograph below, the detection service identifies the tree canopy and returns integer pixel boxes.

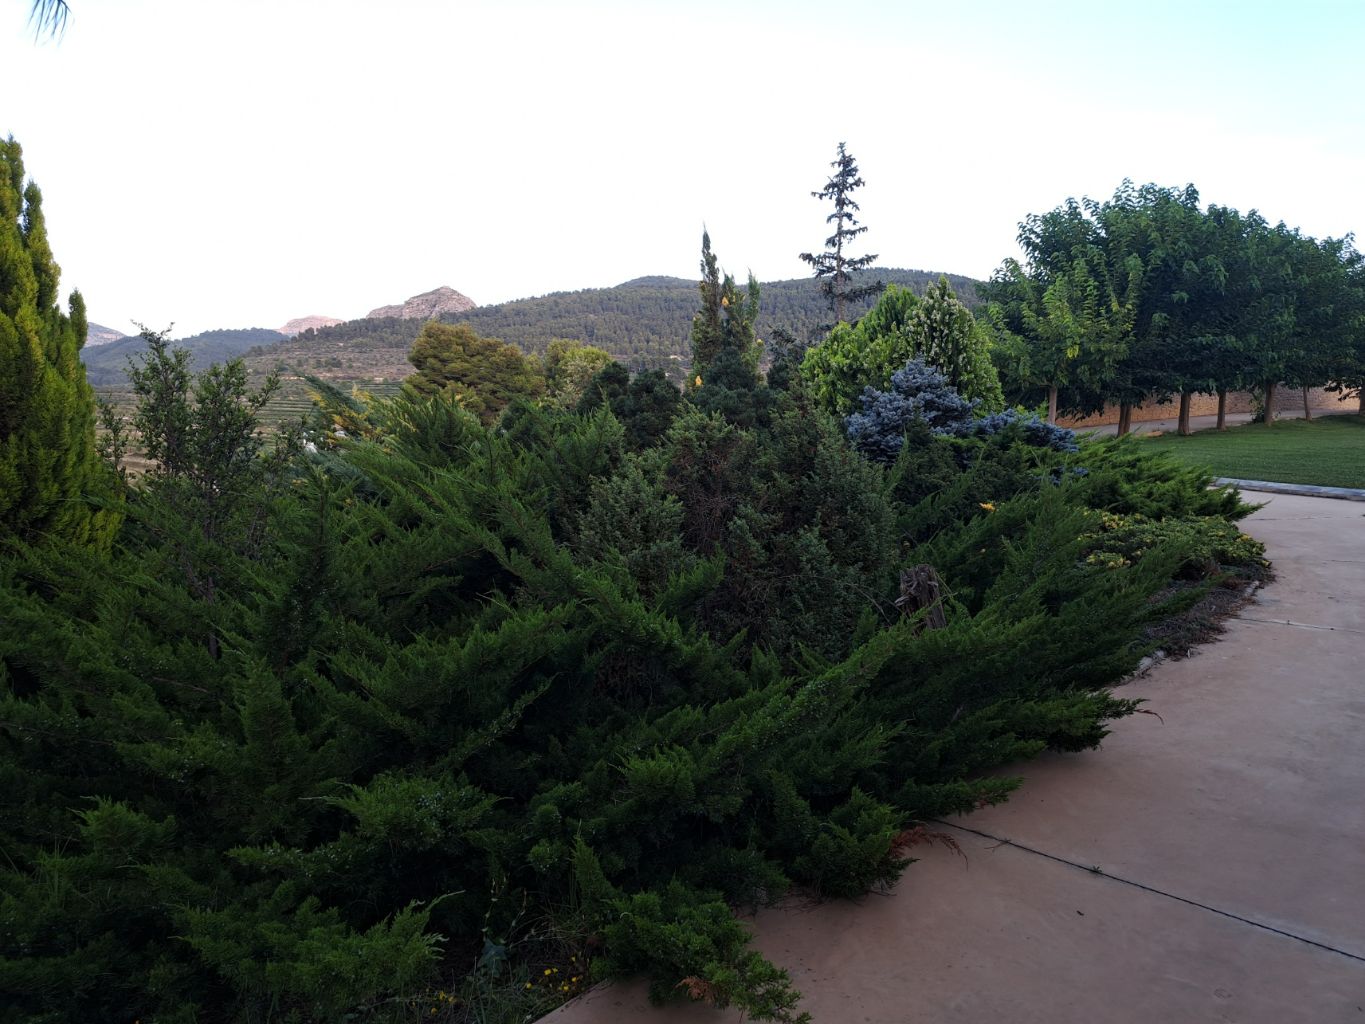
[405,320,544,423]
[0,137,118,550]
[983,181,1365,430]
[801,279,1003,416]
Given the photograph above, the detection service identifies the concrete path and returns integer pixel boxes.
[1215,478,1365,503]
[548,493,1365,1023]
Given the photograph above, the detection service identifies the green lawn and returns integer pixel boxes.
[1137,414,1365,489]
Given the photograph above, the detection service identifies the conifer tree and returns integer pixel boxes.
[0,137,118,551]
[689,230,760,379]
[405,321,544,423]
[799,143,881,322]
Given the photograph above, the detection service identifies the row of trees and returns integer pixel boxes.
[983,182,1365,432]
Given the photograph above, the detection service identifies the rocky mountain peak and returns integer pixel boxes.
[367,286,477,321]
[85,322,128,347]
[279,315,343,336]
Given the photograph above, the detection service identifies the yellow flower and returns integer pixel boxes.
[721,296,730,307]
[694,375,703,387]
[979,502,996,512]
[544,968,553,976]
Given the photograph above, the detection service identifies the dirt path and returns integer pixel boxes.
[547,493,1365,1023]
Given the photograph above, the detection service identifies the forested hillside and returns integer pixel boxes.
[84,326,286,384]
[244,268,980,386]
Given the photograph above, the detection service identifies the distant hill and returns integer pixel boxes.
[85,327,290,386]
[367,286,477,320]
[279,315,341,336]
[246,268,981,388]
[86,322,128,347]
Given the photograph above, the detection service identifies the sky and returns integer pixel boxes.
[4,0,1365,336]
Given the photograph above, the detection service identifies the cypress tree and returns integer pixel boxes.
[0,137,118,551]
[689,230,761,379]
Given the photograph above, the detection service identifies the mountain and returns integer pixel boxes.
[85,327,290,386]
[85,322,128,347]
[366,286,477,320]
[243,268,982,388]
[279,315,342,336]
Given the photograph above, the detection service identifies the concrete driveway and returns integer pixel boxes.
[547,493,1365,1023]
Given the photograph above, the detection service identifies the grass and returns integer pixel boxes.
[1138,414,1365,489]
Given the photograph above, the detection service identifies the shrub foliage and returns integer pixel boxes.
[0,324,1264,1022]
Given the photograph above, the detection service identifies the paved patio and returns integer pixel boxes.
[548,492,1365,1023]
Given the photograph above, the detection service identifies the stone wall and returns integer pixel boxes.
[1060,386,1358,429]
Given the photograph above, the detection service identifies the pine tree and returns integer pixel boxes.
[406,321,544,423]
[0,137,119,551]
[799,143,881,323]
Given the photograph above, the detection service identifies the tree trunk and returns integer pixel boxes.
[1177,391,1192,435]
[1359,389,1364,416]
[1216,389,1228,430]
[896,565,949,633]
[1263,380,1277,425]
[1047,383,1058,425]
[1116,402,1133,437]
[1302,387,1313,422]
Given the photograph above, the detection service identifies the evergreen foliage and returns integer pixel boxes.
[845,359,978,462]
[799,143,881,322]
[0,137,119,552]
[543,338,611,409]
[908,277,1005,409]
[962,409,1080,452]
[689,231,761,377]
[576,363,684,449]
[802,282,1003,416]
[405,321,545,423]
[0,105,1293,1024]
[3,294,1264,1023]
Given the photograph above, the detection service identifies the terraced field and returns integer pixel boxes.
[93,377,407,469]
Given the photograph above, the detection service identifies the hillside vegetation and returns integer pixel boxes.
[84,327,287,385]
[242,268,980,388]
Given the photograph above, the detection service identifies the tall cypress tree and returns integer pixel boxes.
[799,142,881,323]
[689,230,760,379]
[0,137,118,550]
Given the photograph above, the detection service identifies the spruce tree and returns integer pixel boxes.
[799,143,881,322]
[0,137,118,551]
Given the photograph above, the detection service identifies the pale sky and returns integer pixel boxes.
[5,0,1364,336]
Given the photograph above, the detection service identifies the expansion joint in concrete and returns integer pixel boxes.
[931,820,1365,966]
[1239,616,1365,636]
